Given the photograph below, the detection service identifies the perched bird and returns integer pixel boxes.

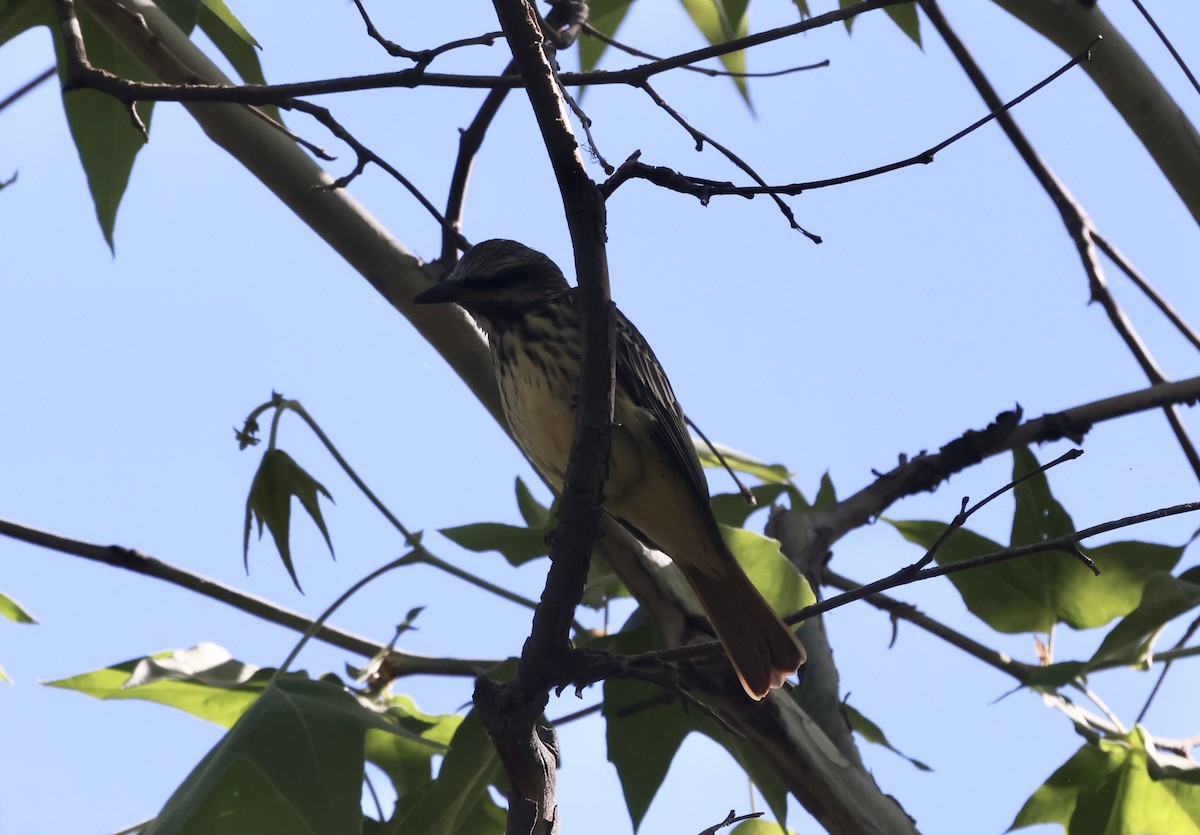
[415,239,806,699]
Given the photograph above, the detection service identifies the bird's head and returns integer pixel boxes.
[414,240,570,322]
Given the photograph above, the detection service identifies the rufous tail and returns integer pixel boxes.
[681,562,806,700]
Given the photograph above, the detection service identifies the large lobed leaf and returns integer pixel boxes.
[889,447,1183,635]
[1011,727,1200,835]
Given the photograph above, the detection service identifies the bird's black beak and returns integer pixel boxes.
[413,280,461,306]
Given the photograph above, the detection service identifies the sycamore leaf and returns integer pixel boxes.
[678,0,751,101]
[840,0,920,45]
[1011,727,1200,834]
[732,821,798,834]
[148,678,421,835]
[243,448,335,591]
[696,441,793,485]
[722,525,815,614]
[390,710,507,835]
[363,694,460,798]
[0,591,37,624]
[710,482,789,528]
[844,703,931,771]
[1089,567,1200,669]
[439,521,551,566]
[197,0,280,122]
[604,625,791,830]
[1023,661,1087,689]
[514,477,551,528]
[890,448,1180,634]
[46,645,273,728]
[885,2,920,45]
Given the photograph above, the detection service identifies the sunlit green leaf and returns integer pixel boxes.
[844,703,931,771]
[1011,727,1200,834]
[722,525,815,614]
[696,441,792,484]
[243,448,335,591]
[890,449,1181,634]
[1090,567,1200,668]
[46,645,268,728]
[678,0,750,100]
[732,819,797,834]
[0,591,37,624]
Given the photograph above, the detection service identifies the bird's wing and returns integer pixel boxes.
[613,307,720,525]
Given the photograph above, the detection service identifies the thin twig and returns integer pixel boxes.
[638,79,820,241]
[581,22,829,79]
[602,37,1096,207]
[920,0,1200,483]
[916,448,1083,570]
[442,59,518,262]
[0,516,494,676]
[636,500,1200,667]
[0,66,55,113]
[349,0,503,66]
[1091,231,1200,353]
[1135,612,1200,725]
[1128,0,1200,97]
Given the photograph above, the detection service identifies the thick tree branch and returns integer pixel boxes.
[804,374,1200,557]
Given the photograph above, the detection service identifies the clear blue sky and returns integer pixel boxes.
[2,2,1198,833]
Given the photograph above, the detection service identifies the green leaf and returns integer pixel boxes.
[1010,447,1075,549]
[678,0,750,100]
[45,644,268,728]
[813,472,837,509]
[722,525,815,614]
[732,820,797,834]
[1011,727,1200,834]
[0,0,49,49]
[604,624,791,829]
[0,591,37,624]
[243,448,335,591]
[439,521,550,566]
[1023,661,1087,689]
[710,482,789,528]
[844,703,931,771]
[604,635,694,829]
[514,477,551,528]
[581,547,631,608]
[889,450,1181,634]
[155,0,202,32]
[391,710,507,835]
[197,1,280,123]
[696,441,792,484]
[201,0,259,48]
[440,478,556,566]
[363,694,459,797]
[52,5,160,248]
[579,0,635,73]
[885,2,920,46]
[1090,567,1200,668]
[148,678,408,835]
